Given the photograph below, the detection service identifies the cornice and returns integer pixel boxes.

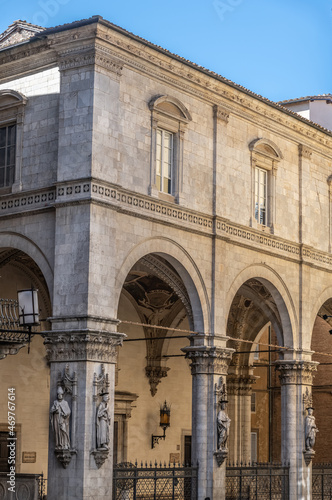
[93,27,332,154]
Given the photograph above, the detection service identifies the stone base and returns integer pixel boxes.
[303,449,315,466]
[91,448,109,468]
[214,449,228,467]
[54,449,77,468]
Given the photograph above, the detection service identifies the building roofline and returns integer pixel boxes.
[2,15,332,138]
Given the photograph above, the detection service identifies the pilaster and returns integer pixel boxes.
[45,327,124,500]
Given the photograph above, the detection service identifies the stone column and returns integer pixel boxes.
[182,340,233,500]
[275,359,318,500]
[44,326,124,500]
[227,369,257,464]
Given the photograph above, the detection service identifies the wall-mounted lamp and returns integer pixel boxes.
[0,288,40,353]
[151,400,171,448]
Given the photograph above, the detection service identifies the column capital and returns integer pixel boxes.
[275,360,318,385]
[44,330,125,363]
[182,346,234,375]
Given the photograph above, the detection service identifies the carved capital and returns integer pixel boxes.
[298,144,312,160]
[213,105,229,124]
[182,346,233,375]
[275,360,318,385]
[44,331,125,363]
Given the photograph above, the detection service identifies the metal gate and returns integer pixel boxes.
[226,463,289,500]
[113,462,198,500]
[312,465,332,499]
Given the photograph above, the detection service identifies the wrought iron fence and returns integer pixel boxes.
[38,473,47,499]
[0,298,30,342]
[312,464,332,499]
[226,462,289,500]
[113,461,198,500]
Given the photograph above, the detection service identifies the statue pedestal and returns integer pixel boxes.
[214,449,228,467]
[303,449,315,466]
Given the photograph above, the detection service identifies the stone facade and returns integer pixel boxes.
[0,16,332,500]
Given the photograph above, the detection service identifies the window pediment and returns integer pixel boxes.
[149,95,192,124]
[0,90,28,112]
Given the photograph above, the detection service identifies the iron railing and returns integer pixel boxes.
[226,462,289,500]
[113,461,198,500]
[0,298,30,342]
[312,464,332,499]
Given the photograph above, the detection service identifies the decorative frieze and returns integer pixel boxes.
[0,189,55,215]
[275,360,318,386]
[44,331,124,363]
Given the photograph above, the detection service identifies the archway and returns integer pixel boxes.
[115,250,206,465]
[226,272,295,465]
[0,246,52,479]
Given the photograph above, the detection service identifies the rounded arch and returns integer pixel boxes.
[115,237,209,333]
[0,231,53,301]
[226,263,297,349]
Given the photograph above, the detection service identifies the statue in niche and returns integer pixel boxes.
[217,400,231,450]
[96,392,111,450]
[50,386,71,450]
[305,407,318,451]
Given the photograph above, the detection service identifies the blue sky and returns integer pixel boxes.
[1,0,331,102]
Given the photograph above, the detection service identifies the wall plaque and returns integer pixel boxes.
[22,452,36,463]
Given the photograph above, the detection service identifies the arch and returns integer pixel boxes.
[0,231,53,301]
[249,138,283,160]
[115,237,209,333]
[309,285,332,338]
[149,95,192,123]
[226,263,297,349]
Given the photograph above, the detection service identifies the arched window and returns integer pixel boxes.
[249,139,282,232]
[148,95,191,203]
[0,90,27,193]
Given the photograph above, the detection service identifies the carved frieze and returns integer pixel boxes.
[275,360,318,386]
[44,331,124,363]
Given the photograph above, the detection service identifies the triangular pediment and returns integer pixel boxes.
[0,20,44,49]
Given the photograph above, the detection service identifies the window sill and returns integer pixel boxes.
[250,219,274,234]
[158,191,175,203]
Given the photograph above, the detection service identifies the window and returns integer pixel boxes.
[156,128,173,194]
[149,95,191,203]
[251,392,256,413]
[0,124,16,188]
[249,139,282,232]
[0,90,27,193]
[254,166,267,225]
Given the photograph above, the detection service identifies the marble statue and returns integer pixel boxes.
[50,386,71,450]
[305,407,318,451]
[96,392,111,450]
[217,401,231,450]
